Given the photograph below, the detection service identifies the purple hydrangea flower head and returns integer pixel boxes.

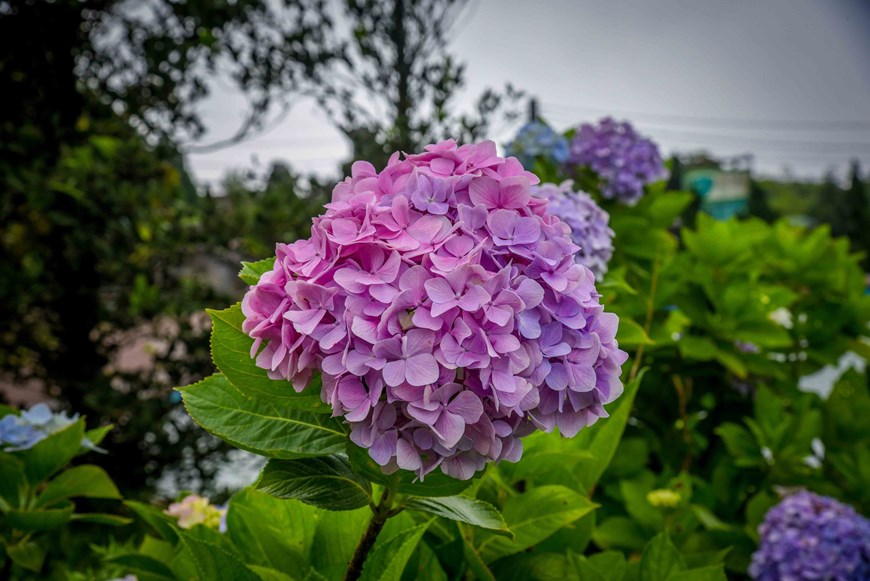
[242,140,628,480]
[568,117,666,205]
[750,490,870,581]
[532,181,614,280]
[505,121,569,169]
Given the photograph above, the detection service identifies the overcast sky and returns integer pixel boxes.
[186,0,870,188]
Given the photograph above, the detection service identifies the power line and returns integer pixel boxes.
[541,102,870,132]
[639,128,870,152]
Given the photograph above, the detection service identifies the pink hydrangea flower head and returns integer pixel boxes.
[242,140,628,479]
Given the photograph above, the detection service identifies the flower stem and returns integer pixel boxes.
[344,486,395,581]
[629,251,661,382]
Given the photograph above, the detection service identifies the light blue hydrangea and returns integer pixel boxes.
[0,403,90,452]
[505,121,569,169]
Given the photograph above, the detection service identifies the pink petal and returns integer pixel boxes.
[424,278,456,304]
[404,353,440,387]
[396,438,422,470]
[409,215,444,245]
[458,285,490,312]
[447,391,484,423]
[430,157,456,176]
[498,176,531,209]
[486,209,517,241]
[515,279,544,308]
[382,360,406,387]
[434,412,466,448]
[468,176,500,208]
[513,217,542,245]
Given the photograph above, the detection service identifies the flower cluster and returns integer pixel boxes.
[750,490,870,581]
[165,495,227,532]
[0,403,86,451]
[532,181,614,280]
[242,140,627,480]
[568,117,665,205]
[505,121,569,169]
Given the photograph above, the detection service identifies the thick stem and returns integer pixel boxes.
[344,487,394,581]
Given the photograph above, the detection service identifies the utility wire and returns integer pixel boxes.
[541,102,870,132]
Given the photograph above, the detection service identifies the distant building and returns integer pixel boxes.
[683,168,751,220]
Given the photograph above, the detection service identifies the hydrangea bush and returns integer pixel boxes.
[750,491,870,581]
[241,140,627,480]
[0,405,124,577]
[147,121,870,581]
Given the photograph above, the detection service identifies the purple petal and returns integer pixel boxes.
[404,354,440,387]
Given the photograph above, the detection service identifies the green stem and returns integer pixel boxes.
[629,252,662,382]
[344,486,395,581]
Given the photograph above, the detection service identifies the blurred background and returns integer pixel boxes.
[1,0,868,501]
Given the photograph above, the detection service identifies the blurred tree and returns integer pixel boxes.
[210,162,329,258]
[812,164,870,267]
[313,0,524,169]
[0,0,343,150]
[0,0,341,496]
[747,178,778,223]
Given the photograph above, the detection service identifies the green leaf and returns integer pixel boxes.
[592,516,649,551]
[207,305,328,410]
[178,530,261,581]
[0,454,28,510]
[678,336,718,361]
[84,424,113,448]
[715,423,762,468]
[640,532,686,581]
[5,501,74,531]
[106,554,175,580]
[668,566,727,581]
[462,540,498,581]
[714,350,747,378]
[15,420,85,484]
[360,519,433,581]
[477,485,597,563]
[69,513,133,526]
[311,508,370,580]
[249,565,297,581]
[574,369,646,492]
[404,496,510,536]
[6,540,45,573]
[125,500,180,542]
[647,191,695,228]
[36,464,120,508]
[567,552,608,581]
[256,456,372,511]
[180,374,346,459]
[345,444,473,497]
[227,488,319,573]
[616,318,655,348]
[239,258,276,285]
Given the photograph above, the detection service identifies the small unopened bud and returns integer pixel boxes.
[647,489,682,508]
